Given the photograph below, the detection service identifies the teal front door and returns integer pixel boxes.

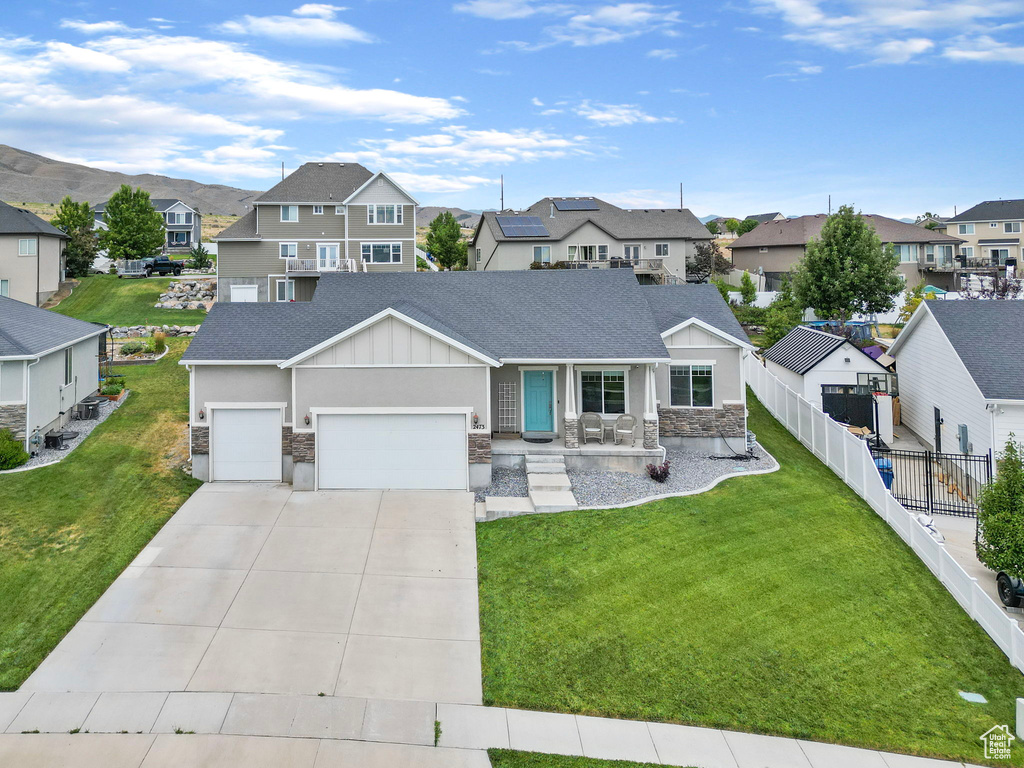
[523,370,554,432]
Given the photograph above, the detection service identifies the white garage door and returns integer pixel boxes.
[211,408,281,481]
[318,413,467,490]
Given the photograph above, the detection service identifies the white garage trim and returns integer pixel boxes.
[312,407,472,491]
[209,403,286,482]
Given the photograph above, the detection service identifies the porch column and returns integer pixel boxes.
[564,364,579,448]
[643,363,659,450]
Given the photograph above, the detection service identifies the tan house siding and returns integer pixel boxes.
[0,234,64,305]
[217,240,282,279]
[350,240,416,272]
[730,244,805,274]
[256,204,346,240]
[346,204,415,241]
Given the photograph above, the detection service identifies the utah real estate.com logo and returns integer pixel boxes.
[981,725,1015,760]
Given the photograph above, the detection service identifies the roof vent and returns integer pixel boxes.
[550,203,555,219]
[318,163,323,167]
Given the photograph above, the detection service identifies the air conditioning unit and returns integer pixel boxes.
[746,430,758,453]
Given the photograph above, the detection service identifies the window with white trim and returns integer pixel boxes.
[166,212,192,225]
[361,242,402,263]
[281,205,298,222]
[279,242,297,258]
[18,238,37,256]
[567,245,578,259]
[276,279,295,302]
[367,204,403,225]
[168,231,188,245]
[991,222,999,228]
[335,206,344,215]
[961,246,974,258]
[670,365,713,407]
[925,245,935,262]
[313,205,324,215]
[63,347,73,386]
[579,245,597,261]
[958,223,975,235]
[892,244,919,263]
[759,247,768,253]
[597,244,608,260]
[1006,222,1022,233]
[0,279,8,297]
[580,370,626,415]
[655,243,669,257]
[476,248,481,263]
[533,245,551,264]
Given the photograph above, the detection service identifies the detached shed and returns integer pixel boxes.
[763,326,894,427]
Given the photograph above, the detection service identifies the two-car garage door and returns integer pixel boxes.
[317,413,467,490]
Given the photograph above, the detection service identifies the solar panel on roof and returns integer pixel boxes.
[496,215,550,237]
[553,199,598,211]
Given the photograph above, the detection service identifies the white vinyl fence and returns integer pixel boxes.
[745,355,1024,671]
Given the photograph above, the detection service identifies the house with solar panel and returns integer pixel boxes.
[468,197,711,284]
[214,163,418,302]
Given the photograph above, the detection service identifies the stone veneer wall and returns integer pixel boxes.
[282,426,293,456]
[658,402,745,439]
[469,433,491,464]
[292,432,315,462]
[643,419,658,449]
[564,417,579,449]
[191,425,209,454]
[0,404,27,442]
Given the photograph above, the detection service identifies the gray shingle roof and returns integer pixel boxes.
[474,197,711,244]
[763,326,847,374]
[947,200,1024,223]
[926,301,1024,400]
[93,199,195,214]
[215,209,259,240]
[183,269,678,363]
[0,201,67,239]
[730,214,962,249]
[0,297,106,358]
[641,283,750,344]
[254,163,374,204]
[744,212,782,224]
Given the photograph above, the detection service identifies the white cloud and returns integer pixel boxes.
[43,42,131,73]
[453,0,567,20]
[647,48,677,59]
[548,3,684,46]
[389,172,496,194]
[59,19,144,35]
[575,100,677,126]
[872,37,934,63]
[531,97,545,106]
[217,5,374,43]
[594,189,684,208]
[944,34,1024,62]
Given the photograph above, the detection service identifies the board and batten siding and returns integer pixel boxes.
[301,315,479,367]
[798,345,889,411]
[255,204,347,240]
[892,308,992,455]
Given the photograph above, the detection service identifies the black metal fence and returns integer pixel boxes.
[869,447,992,517]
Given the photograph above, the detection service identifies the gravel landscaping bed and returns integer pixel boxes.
[8,397,125,472]
[474,465,529,502]
[569,444,776,508]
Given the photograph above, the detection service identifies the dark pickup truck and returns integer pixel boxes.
[143,256,184,276]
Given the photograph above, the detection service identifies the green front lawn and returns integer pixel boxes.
[488,751,673,768]
[0,341,200,689]
[52,274,207,327]
[477,395,1024,765]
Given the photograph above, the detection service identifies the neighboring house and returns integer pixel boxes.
[916,215,948,230]
[763,326,894,425]
[0,296,107,450]
[0,201,67,307]
[215,163,418,303]
[181,270,752,490]
[744,212,785,225]
[469,197,711,284]
[730,214,964,289]
[945,200,1023,275]
[888,300,1024,458]
[93,199,202,253]
[709,217,738,240]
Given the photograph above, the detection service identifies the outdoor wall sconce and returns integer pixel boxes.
[198,409,205,420]
[472,413,479,427]
[304,414,311,425]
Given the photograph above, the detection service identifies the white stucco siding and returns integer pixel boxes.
[0,360,26,402]
[892,308,991,455]
[799,345,890,411]
[654,348,743,408]
[26,336,102,437]
[192,365,292,425]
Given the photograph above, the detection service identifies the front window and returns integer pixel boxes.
[1006,222,1022,233]
[655,243,669,257]
[280,243,297,258]
[533,245,551,264]
[18,238,37,256]
[361,242,402,263]
[168,231,188,245]
[670,365,713,407]
[580,370,626,415]
[958,223,975,235]
[281,205,298,222]
[313,205,324,215]
[64,347,73,386]
[166,212,192,225]
[367,204,403,225]
[276,279,295,302]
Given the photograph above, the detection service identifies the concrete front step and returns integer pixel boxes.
[526,461,566,474]
[527,473,571,492]
[483,496,536,521]
[529,490,579,514]
[523,454,564,463]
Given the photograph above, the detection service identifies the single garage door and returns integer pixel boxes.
[318,413,466,490]
[211,408,281,481]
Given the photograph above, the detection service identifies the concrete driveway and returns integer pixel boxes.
[22,486,482,705]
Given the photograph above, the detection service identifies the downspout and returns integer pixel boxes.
[186,364,194,461]
[24,357,41,451]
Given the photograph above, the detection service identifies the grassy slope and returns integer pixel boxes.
[0,341,200,689]
[488,751,673,768]
[52,274,207,326]
[477,395,1024,765]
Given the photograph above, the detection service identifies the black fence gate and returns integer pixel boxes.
[821,386,874,429]
[869,447,992,517]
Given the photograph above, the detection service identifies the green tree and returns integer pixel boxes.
[425,211,467,270]
[739,270,757,305]
[791,204,903,329]
[705,219,720,236]
[712,278,732,304]
[763,276,803,347]
[687,240,731,283]
[188,243,212,270]
[977,438,1024,579]
[897,281,927,324]
[51,196,98,278]
[736,218,760,236]
[724,218,741,235]
[98,185,165,261]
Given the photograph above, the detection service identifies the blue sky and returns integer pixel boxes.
[1,1,1022,217]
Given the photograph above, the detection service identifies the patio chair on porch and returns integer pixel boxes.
[613,414,637,446]
[580,412,605,444]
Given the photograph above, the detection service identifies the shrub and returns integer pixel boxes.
[731,304,770,325]
[119,341,146,355]
[647,460,671,483]
[189,244,213,270]
[977,438,1024,578]
[150,331,166,354]
[0,429,29,469]
[101,378,125,396]
[740,271,757,305]
[712,278,732,303]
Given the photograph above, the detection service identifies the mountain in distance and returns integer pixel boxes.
[416,206,481,228]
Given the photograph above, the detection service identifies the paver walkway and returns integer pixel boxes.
[21,485,481,704]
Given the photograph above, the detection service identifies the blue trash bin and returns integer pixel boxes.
[874,457,893,490]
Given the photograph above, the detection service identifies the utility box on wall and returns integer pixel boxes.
[958,424,970,454]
